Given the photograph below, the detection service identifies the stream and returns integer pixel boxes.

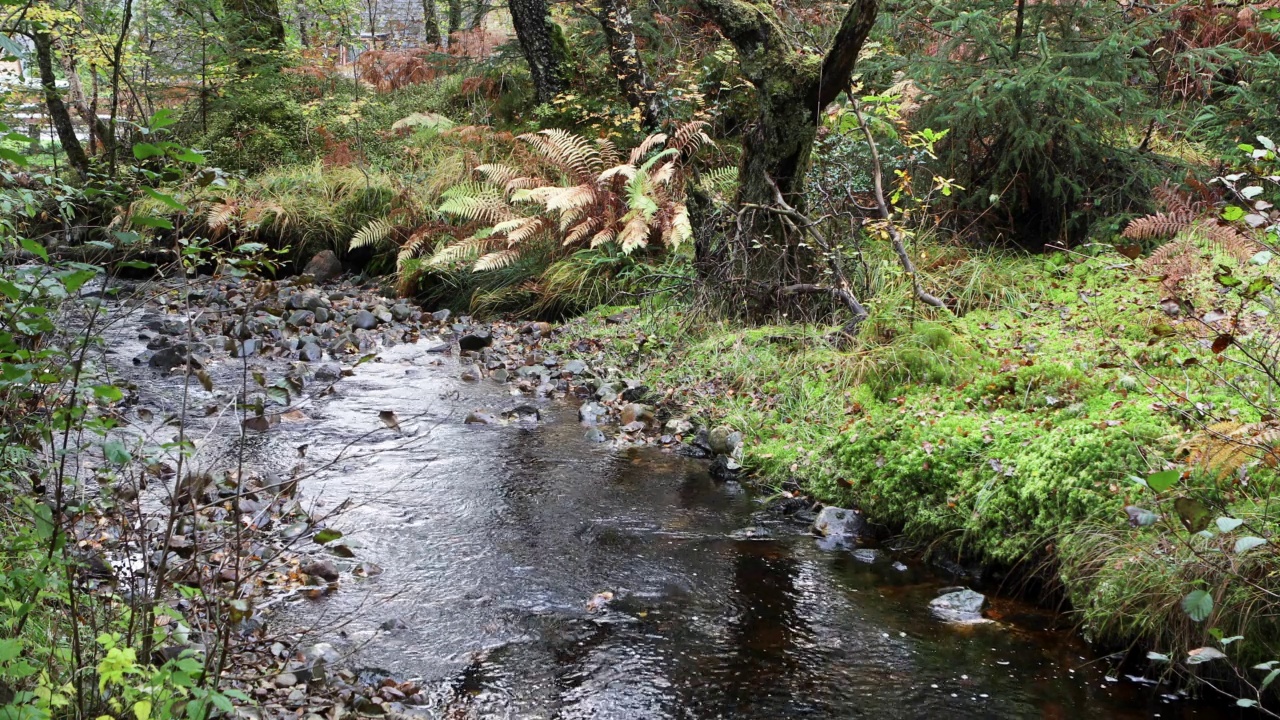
[102,281,1243,719]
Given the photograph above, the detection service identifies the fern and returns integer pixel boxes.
[473,249,521,272]
[1179,422,1280,479]
[350,218,396,251]
[1122,212,1195,241]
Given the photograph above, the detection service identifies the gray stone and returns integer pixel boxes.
[287,310,314,327]
[851,548,884,564]
[708,426,742,455]
[302,250,342,282]
[464,411,498,425]
[564,359,588,375]
[314,363,342,381]
[300,559,339,582]
[620,421,646,433]
[351,310,379,330]
[813,506,863,540]
[665,418,694,435]
[274,673,298,688]
[579,402,608,425]
[459,332,492,351]
[928,588,990,623]
[299,343,324,363]
[431,309,451,322]
[313,306,331,323]
[288,291,326,311]
[584,428,607,442]
[491,368,509,383]
[391,304,413,321]
[373,305,393,323]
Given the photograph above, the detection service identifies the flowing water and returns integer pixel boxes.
[106,296,1246,719]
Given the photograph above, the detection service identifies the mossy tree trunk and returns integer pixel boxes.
[509,0,567,104]
[225,0,286,70]
[30,30,89,180]
[691,0,878,319]
[423,0,442,44]
[585,0,657,127]
[448,0,463,34]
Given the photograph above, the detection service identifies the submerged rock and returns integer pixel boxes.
[812,506,863,540]
[929,587,990,623]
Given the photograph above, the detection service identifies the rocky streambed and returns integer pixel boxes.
[93,268,1243,719]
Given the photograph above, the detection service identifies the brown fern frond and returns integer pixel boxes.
[428,236,486,267]
[473,249,521,272]
[1152,179,1205,218]
[628,133,668,165]
[1179,422,1280,479]
[206,201,237,232]
[520,129,601,181]
[397,227,436,269]
[671,120,712,156]
[1122,212,1196,241]
[1186,220,1263,261]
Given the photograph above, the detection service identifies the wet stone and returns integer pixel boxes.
[351,310,379,330]
[459,332,492,351]
[929,588,990,623]
[299,343,324,363]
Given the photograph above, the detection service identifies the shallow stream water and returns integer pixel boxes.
[105,295,1245,719]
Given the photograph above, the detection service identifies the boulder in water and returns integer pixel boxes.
[929,587,990,623]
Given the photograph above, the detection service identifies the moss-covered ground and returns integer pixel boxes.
[550,244,1280,664]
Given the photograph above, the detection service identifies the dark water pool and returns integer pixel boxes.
[260,341,1245,719]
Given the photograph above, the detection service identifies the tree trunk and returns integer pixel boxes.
[225,0,286,69]
[448,0,463,35]
[468,0,493,30]
[508,0,567,103]
[58,50,113,157]
[423,0,441,44]
[690,0,878,319]
[587,0,656,127]
[31,31,89,180]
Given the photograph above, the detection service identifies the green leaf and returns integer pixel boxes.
[20,238,48,261]
[1264,668,1280,690]
[93,385,124,402]
[1235,536,1267,554]
[103,440,131,465]
[131,215,174,230]
[113,231,142,245]
[1223,205,1246,222]
[313,528,343,544]
[149,108,178,130]
[133,700,152,720]
[1145,469,1179,492]
[174,149,206,164]
[133,143,164,160]
[1216,517,1244,533]
[143,187,187,212]
[32,502,54,541]
[0,279,22,300]
[1239,699,1259,708]
[0,638,21,662]
[1182,589,1214,622]
[60,269,97,293]
[1175,497,1211,533]
[0,146,28,166]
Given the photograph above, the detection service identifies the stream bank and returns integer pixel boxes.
[98,268,1251,718]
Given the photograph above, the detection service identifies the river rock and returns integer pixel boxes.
[431,309,451,323]
[288,290,326,311]
[620,383,649,402]
[459,332,492,351]
[584,428,607,442]
[274,673,298,688]
[579,402,608,425]
[465,411,498,425]
[314,363,342,381]
[813,506,863,540]
[619,403,652,426]
[665,418,694,435]
[708,426,742,455]
[302,250,342,282]
[313,306,331,323]
[564,359,588,375]
[730,526,773,540]
[851,548,884,564]
[373,305,393,323]
[391,304,413,321]
[460,366,481,382]
[351,310,379,330]
[929,588,989,623]
[300,559,339,582]
[620,421,646,433]
[492,368,509,382]
[299,342,324,363]
[287,310,314,327]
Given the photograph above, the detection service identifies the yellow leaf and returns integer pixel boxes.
[134,700,152,720]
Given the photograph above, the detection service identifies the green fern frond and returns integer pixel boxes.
[350,218,396,251]
[428,236,485,267]
[473,249,521,272]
